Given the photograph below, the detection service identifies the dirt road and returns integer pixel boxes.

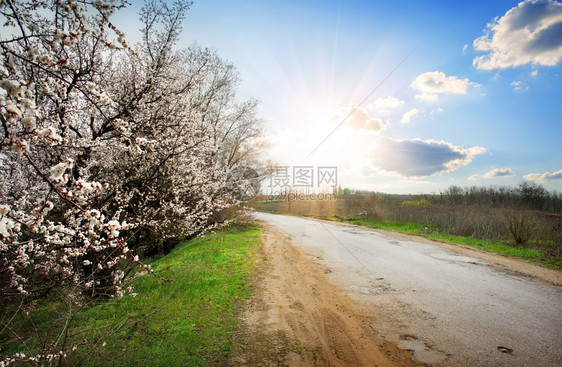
[231,223,421,366]
[248,212,562,367]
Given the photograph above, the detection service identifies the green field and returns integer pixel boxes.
[1,224,262,366]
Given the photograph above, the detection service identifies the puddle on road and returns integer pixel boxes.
[429,252,483,266]
[395,334,447,365]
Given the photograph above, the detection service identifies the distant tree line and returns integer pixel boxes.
[338,181,562,213]
[436,182,561,213]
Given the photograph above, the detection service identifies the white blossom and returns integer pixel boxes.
[0,0,263,320]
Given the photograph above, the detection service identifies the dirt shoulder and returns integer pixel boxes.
[230,223,422,367]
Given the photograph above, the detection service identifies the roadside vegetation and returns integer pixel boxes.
[1,1,268,364]
[253,182,562,269]
[0,223,262,366]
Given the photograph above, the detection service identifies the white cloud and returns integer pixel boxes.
[415,93,439,102]
[473,0,562,70]
[430,107,444,115]
[399,107,442,123]
[368,96,405,113]
[523,169,562,183]
[336,104,386,131]
[463,44,469,52]
[368,138,486,178]
[400,108,422,124]
[530,69,538,76]
[411,71,480,101]
[470,167,515,180]
[485,167,515,178]
[511,80,523,90]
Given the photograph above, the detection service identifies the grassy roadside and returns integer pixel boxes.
[1,223,262,366]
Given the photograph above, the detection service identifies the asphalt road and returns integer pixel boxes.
[254,212,562,367]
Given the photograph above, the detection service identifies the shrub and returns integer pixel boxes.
[505,210,539,246]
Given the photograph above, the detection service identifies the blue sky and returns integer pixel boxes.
[118,0,562,193]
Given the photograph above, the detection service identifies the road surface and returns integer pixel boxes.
[254,212,562,367]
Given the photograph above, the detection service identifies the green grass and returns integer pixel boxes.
[0,223,262,366]
[347,219,426,235]
[346,219,562,269]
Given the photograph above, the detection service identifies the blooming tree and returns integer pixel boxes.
[0,0,266,364]
[0,0,144,301]
[98,0,266,254]
[0,0,265,302]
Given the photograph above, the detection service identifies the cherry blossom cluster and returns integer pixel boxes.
[0,338,89,367]
[1,0,266,363]
[1,0,267,300]
[0,0,135,300]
